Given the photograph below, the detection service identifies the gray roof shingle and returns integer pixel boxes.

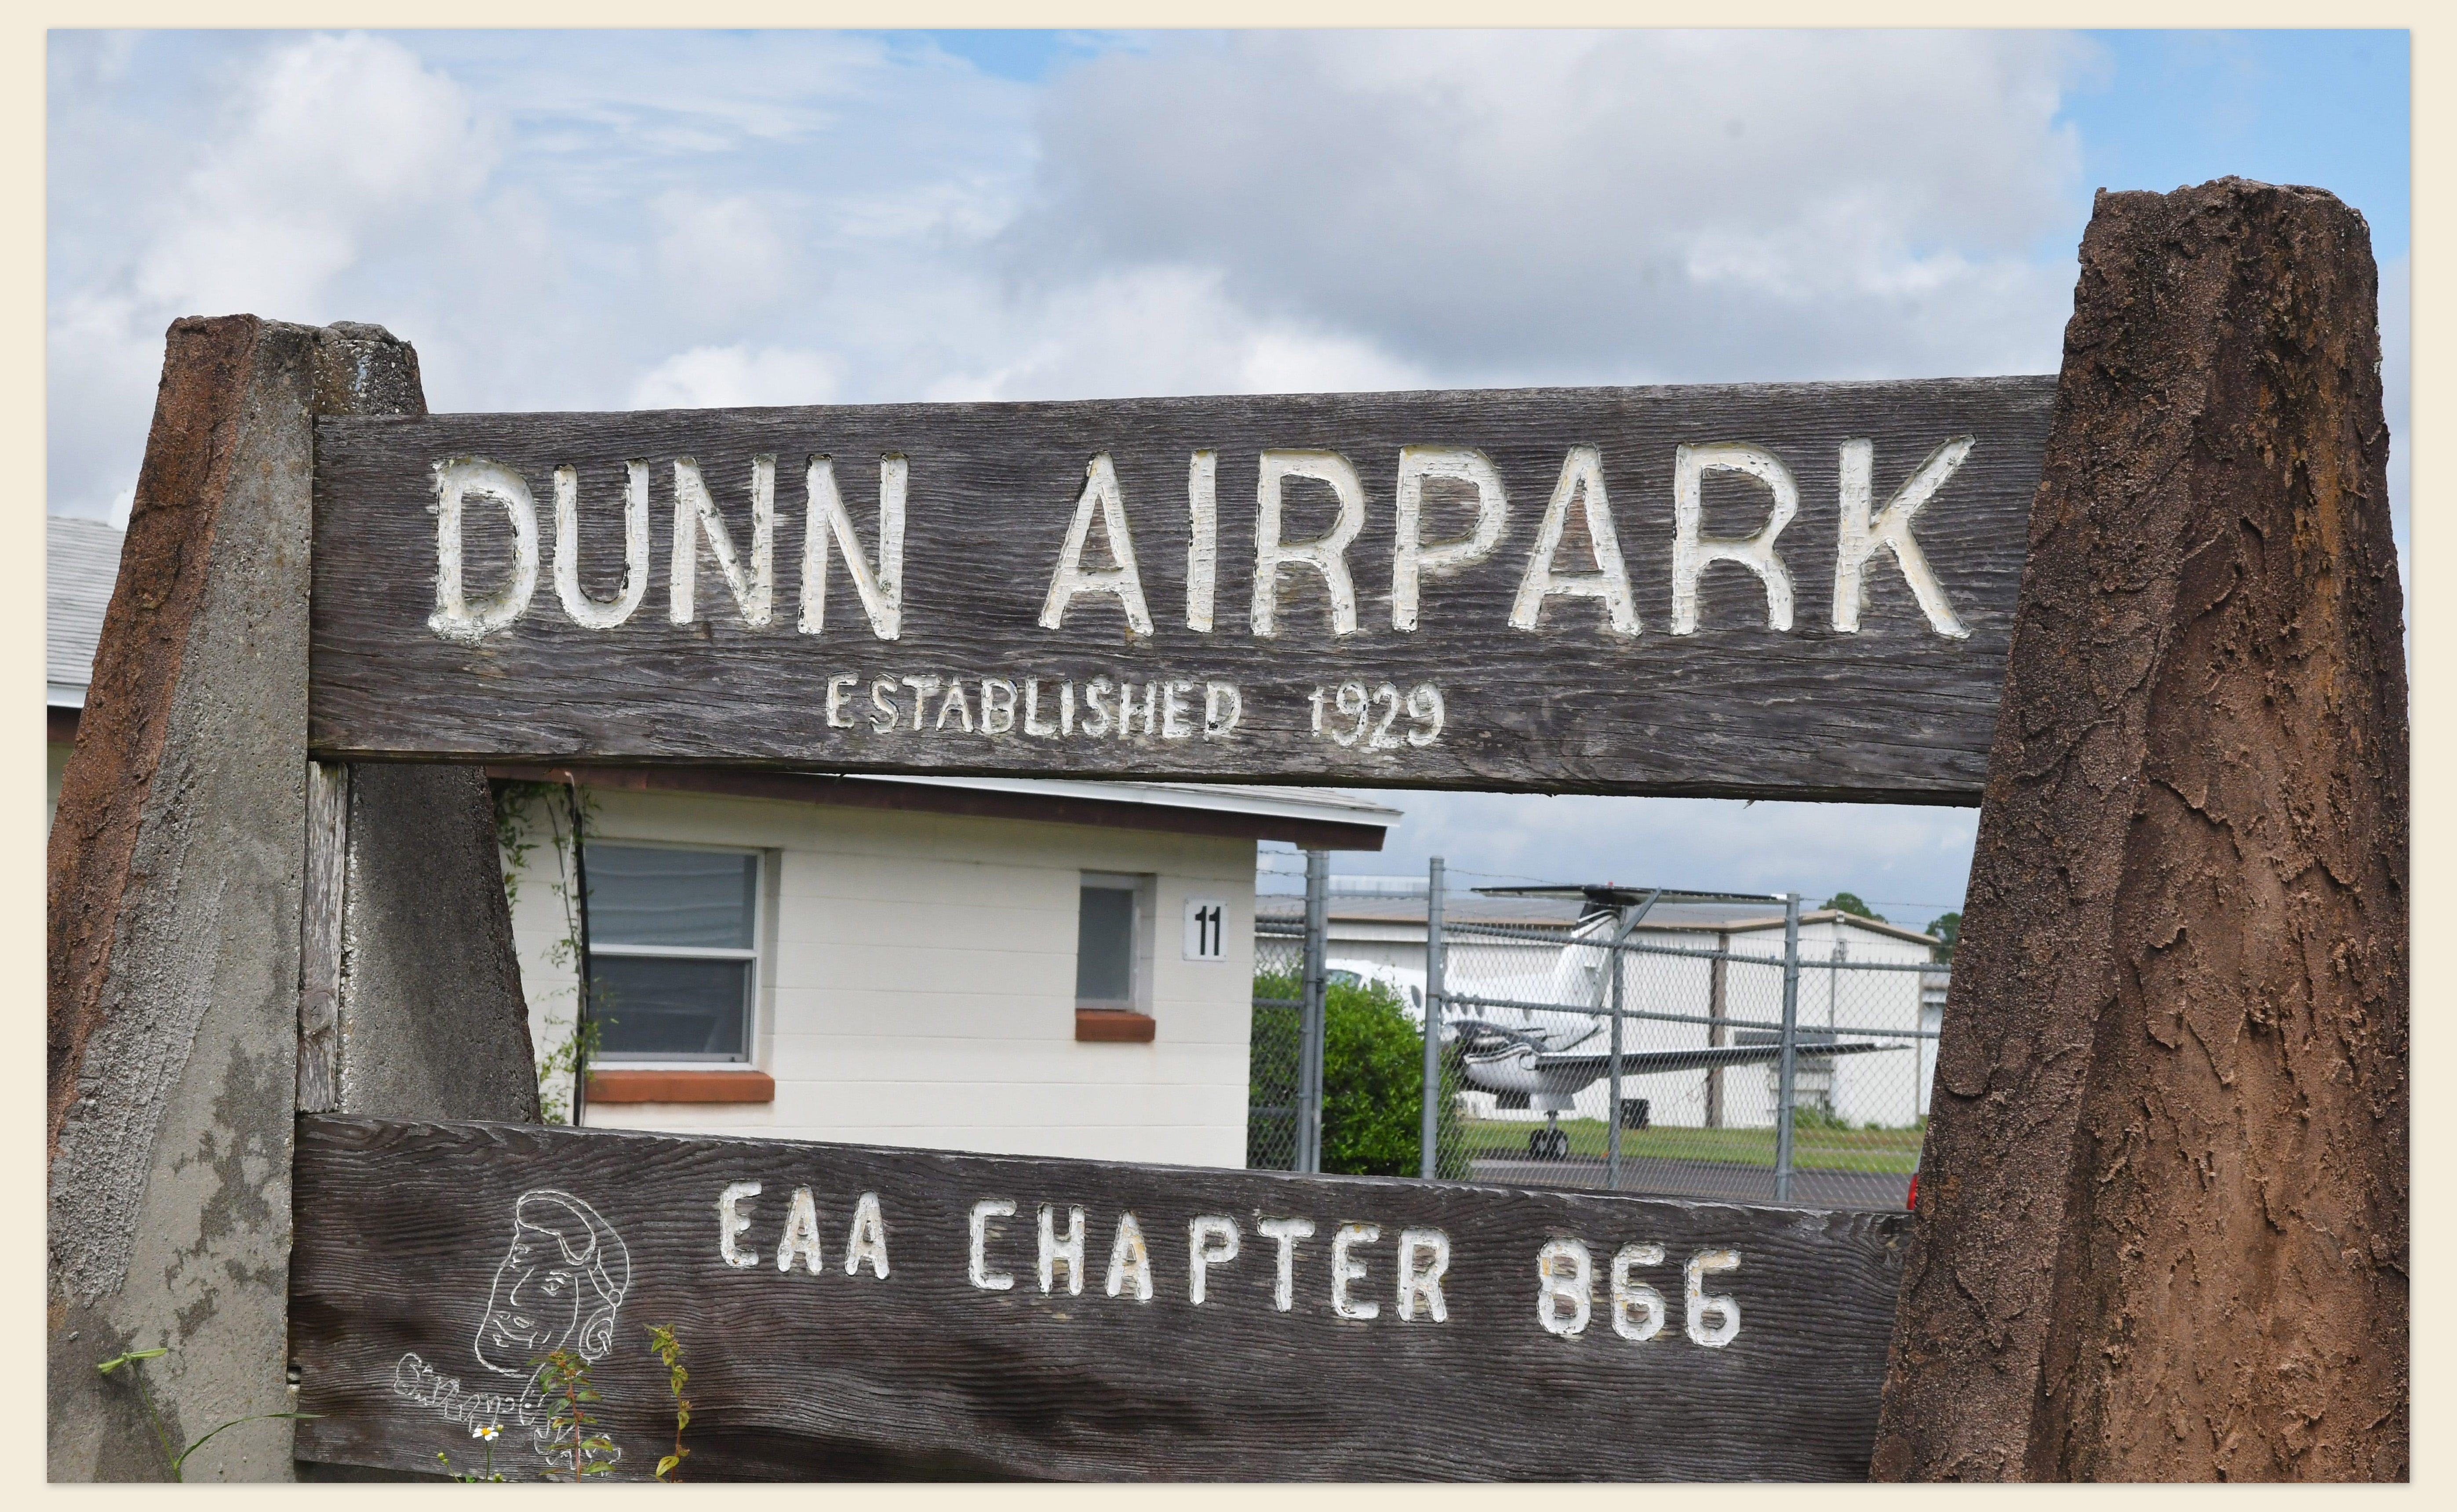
[48,517,124,703]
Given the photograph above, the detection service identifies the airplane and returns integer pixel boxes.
[1446,883,1906,1159]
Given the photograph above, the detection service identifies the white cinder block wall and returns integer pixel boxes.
[504,788,1258,1167]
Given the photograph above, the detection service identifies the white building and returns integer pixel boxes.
[1274,890,1944,1131]
[498,773,1395,1166]
[47,516,1400,1170]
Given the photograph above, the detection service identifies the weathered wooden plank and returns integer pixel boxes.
[295,760,348,1113]
[309,377,2053,801]
[290,1116,1908,1482]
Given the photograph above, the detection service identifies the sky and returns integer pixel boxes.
[45,29,2410,929]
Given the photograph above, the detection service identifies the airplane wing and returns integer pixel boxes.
[1530,1040,1905,1080]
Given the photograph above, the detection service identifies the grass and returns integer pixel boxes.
[1457,1117,1924,1174]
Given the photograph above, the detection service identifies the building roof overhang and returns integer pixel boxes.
[485,763,1398,851]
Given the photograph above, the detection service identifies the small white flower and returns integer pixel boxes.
[474,1423,503,1442]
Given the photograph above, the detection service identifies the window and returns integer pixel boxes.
[1076,875,1146,1010]
[585,844,760,1061]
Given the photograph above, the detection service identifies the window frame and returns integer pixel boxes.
[1074,870,1153,1014]
[583,840,767,1066]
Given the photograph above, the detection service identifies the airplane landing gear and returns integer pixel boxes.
[1526,1115,1570,1161]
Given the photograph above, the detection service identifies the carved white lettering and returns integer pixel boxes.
[844,1192,891,1279]
[551,461,649,630]
[1037,1204,1087,1297]
[1252,450,1365,637]
[968,1199,1016,1291]
[1404,683,1445,746]
[1203,682,1242,738]
[980,678,1018,735]
[1257,1216,1315,1312]
[935,680,974,732]
[1331,1223,1381,1320]
[1081,677,1115,738]
[870,677,899,734]
[1161,680,1194,740]
[1671,443,1797,634]
[1833,437,1972,639]
[1106,1212,1153,1301]
[670,455,775,628]
[1684,1248,1740,1347]
[429,458,540,642]
[901,674,943,731]
[1025,680,1061,738]
[1041,453,1154,636]
[1187,450,1218,632]
[776,1187,824,1275]
[1610,1242,1667,1341]
[1396,1228,1450,1323]
[1511,446,1638,635]
[1188,1215,1240,1305]
[1536,1237,1591,1337]
[800,454,905,639]
[717,1181,762,1269]
[1117,681,1155,739]
[825,672,858,728]
[1393,446,1507,631]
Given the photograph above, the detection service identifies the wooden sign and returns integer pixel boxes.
[290,1115,1909,1481]
[310,377,2052,801]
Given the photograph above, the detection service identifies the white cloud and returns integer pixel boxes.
[632,345,842,409]
[47,32,497,518]
[135,33,495,317]
[1011,30,2094,384]
[652,191,798,321]
[924,265,1428,403]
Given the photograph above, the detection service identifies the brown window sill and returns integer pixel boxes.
[1075,1010,1156,1043]
[587,1069,775,1103]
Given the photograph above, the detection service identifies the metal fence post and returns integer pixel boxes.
[1419,857,1446,1179]
[1298,850,1330,1174]
[1775,891,1802,1203]
[1605,904,1628,1191]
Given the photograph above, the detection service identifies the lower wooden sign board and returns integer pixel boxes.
[290,1116,1907,1481]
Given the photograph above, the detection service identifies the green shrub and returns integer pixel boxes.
[1250,971,1470,1179]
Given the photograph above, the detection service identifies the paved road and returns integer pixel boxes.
[1468,1154,1911,1211]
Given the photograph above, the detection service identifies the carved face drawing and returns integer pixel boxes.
[474,1190,631,1375]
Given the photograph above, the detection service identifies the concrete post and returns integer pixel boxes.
[47,318,537,1483]
[1873,180,2408,1481]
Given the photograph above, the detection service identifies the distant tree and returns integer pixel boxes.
[1823,891,1886,923]
[1927,911,1961,963]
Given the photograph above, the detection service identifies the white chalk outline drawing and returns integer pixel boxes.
[392,1189,633,1475]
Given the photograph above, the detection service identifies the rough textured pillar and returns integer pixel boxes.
[1871,179,2407,1481]
[300,326,540,1127]
[329,763,541,1121]
[48,316,325,1483]
[47,317,537,1482]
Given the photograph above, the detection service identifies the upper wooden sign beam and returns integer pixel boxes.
[310,377,2051,802]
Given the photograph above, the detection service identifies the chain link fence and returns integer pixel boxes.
[1431,895,1940,1210]
[1245,857,1945,1212]
[1248,920,1307,1172]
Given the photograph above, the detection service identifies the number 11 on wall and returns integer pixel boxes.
[1183,898,1227,961]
